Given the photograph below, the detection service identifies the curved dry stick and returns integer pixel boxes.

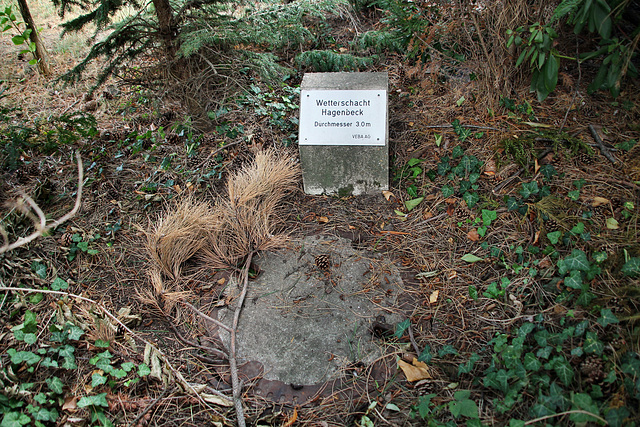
[0,151,84,253]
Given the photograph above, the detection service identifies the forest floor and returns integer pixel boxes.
[1,3,640,427]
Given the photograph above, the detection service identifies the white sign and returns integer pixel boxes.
[299,89,386,146]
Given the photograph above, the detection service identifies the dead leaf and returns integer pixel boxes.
[62,396,78,412]
[348,225,356,229]
[591,196,610,207]
[447,204,455,216]
[382,190,395,201]
[318,216,329,223]
[398,358,432,382]
[484,158,496,176]
[217,277,226,285]
[429,290,439,304]
[467,228,481,242]
[448,270,458,280]
[422,210,433,220]
[202,393,234,407]
[534,158,540,174]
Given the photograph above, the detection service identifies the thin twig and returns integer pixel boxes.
[182,301,233,332]
[168,322,229,360]
[588,124,618,164]
[559,37,582,132]
[128,385,172,427]
[0,151,84,253]
[229,252,254,427]
[193,140,243,171]
[422,124,504,132]
[524,409,607,425]
[407,323,421,355]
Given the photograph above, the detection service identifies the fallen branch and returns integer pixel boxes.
[588,124,618,164]
[229,252,254,427]
[0,151,84,254]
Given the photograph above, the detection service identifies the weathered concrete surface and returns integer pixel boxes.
[218,235,403,385]
[299,72,389,196]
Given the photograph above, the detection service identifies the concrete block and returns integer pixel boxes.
[299,72,388,196]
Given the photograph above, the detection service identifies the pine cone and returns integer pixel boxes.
[545,218,560,233]
[456,208,473,223]
[315,254,331,270]
[59,233,73,248]
[576,153,595,166]
[581,355,604,384]
[166,132,181,145]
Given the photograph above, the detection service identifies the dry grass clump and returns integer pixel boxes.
[143,149,299,305]
[146,196,219,281]
[202,150,299,269]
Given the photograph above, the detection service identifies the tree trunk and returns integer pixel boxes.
[16,0,50,76]
[152,0,178,60]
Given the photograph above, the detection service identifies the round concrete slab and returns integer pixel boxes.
[218,234,403,385]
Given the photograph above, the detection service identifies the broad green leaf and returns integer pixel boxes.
[552,357,573,386]
[46,377,64,394]
[1,412,31,426]
[441,184,455,197]
[417,345,432,363]
[564,269,583,289]
[31,261,47,279]
[77,393,109,408]
[481,209,497,226]
[462,191,479,208]
[547,230,561,244]
[606,407,631,427]
[404,197,424,212]
[570,222,584,234]
[417,394,436,419]
[385,403,400,412]
[395,319,410,338]
[621,257,640,277]
[438,345,458,357]
[570,392,600,423]
[568,190,580,201]
[137,363,151,377]
[91,373,107,387]
[66,324,85,340]
[523,352,542,371]
[563,249,590,271]
[461,254,483,263]
[51,278,68,291]
[77,241,89,251]
[11,35,24,45]
[584,331,604,355]
[468,285,478,301]
[543,55,559,92]
[597,308,619,327]
[606,217,619,229]
[519,181,539,199]
[449,397,479,419]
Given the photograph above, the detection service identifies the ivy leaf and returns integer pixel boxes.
[463,191,479,208]
[46,376,64,394]
[449,395,479,419]
[51,278,68,291]
[66,324,85,340]
[438,345,458,357]
[519,181,539,199]
[570,393,600,423]
[137,363,151,377]
[523,352,542,371]
[620,257,640,277]
[417,394,436,419]
[1,412,32,426]
[584,331,604,355]
[91,373,107,387]
[31,261,47,279]
[7,349,41,365]
[552,357,573,386]
[547,231,562,244]
[606,407,631,427]
[77,393,109,408]
[597,309,619,327]
[481,209,497,226]
[563,249,590,271]
[395,319,410,338]
[441,184,455,198]
[564,269,583,289]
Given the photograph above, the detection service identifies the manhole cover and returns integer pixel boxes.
[217,234,403,385]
